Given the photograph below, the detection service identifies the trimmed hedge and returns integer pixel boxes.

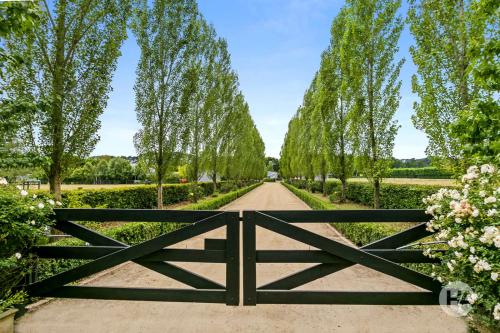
[33,181,257,209]
[388,167,452,179]
[286,179,455,209]
[36,182,262,280]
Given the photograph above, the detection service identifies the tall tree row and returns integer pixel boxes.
[280,0,403,208]
[133,0,265,208]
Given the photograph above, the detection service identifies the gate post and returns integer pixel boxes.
[243,211,257,305]
[225,212,240,305]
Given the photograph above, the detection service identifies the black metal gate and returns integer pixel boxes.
[242,210,440,305]
[29,209,240,305]
[27,208,440,306]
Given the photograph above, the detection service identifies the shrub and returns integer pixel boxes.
[388,167,453,179]
[423,164,499,328]
[345,182,450,209]
[286,179,450,209]
[0,183,57,311]
[32,181,251,209]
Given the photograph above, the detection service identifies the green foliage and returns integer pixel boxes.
[452,0,499,166]
[0,0,40,79]
[133,0,199,208]
[3,0,132,199]
[387,167,453,179]
[286,178,455,209]
[408,0,486,171]
[423,164,499,328]
[0,184,56,311]
[68,157,138,184]
[31,181,247,209]
[280,0,403,207]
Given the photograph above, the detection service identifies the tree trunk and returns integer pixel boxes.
[212,172,217,194]
[157,183,163,209]
[212,151,217,194]
[373,177,381,209]
[321,172,326,196]
[340,177,347,203]
[49,164,62,201]
[48,0,67,202]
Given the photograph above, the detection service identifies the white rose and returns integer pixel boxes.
[37,202,45,209]
[479,190,487,197]
[30,220,36,225]
[494,304,500,320]
[447,262,454,271]
[469,255,478,264]
[487,209,497,217]
[466,293,478,304]
[472,208,479,217]
[14,252,22,259]
[0,177,8,185]
[56,201,62,206]
[485,196,497,204]
[48,199,55,206]
[480,164,495,174]
[491,272,498,281]
[32,194,37,199]
[20,190,28,196]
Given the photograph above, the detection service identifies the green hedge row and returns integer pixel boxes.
[33,180,257,209]
[36,182,262,280]
[388,167,452,179]
[286,179,453,209]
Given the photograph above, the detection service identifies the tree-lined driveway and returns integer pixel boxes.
[17,182,466,333]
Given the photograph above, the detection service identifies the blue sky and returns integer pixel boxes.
[93,0,428,159]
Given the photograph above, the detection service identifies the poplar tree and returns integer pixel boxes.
[184,20,216,182]
[133,0,198,208]
[4,0,130,200]
[408,0,484,171]
[317,8,358,201]
[348,0,403,208]
[202,39,237,193]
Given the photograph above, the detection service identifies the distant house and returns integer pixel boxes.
[267,171,278,179]
[198,172,220,183]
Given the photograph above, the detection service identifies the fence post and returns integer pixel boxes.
[243,211,257,305]
[225,211,240,305]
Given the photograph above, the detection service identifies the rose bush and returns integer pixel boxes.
[0,179,57,312]
[423,165,499,329]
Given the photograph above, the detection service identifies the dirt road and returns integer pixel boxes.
[16,182,466,333]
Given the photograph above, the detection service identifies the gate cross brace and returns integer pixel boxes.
[254,211,441,293]
[28,212,227,297]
